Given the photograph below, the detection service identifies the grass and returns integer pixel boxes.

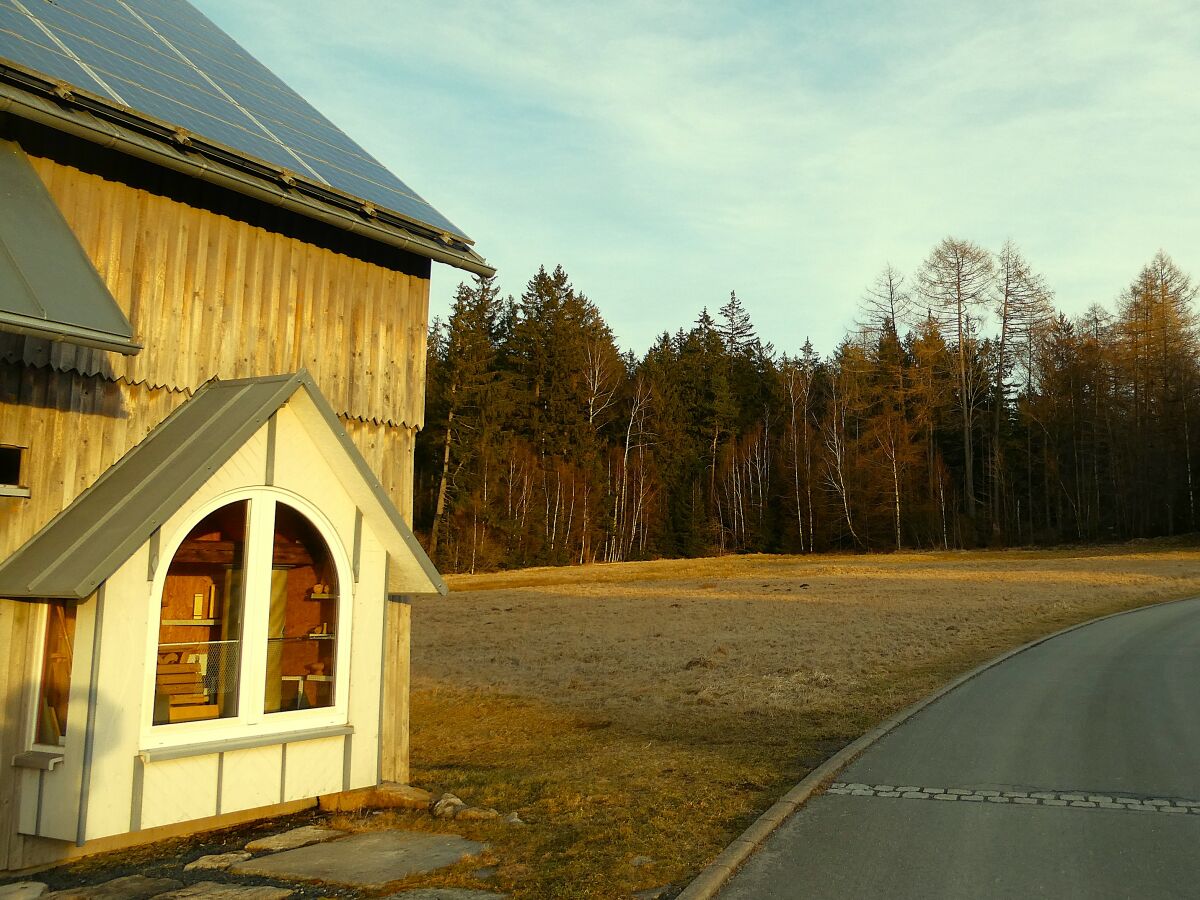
[384,542,1200,899]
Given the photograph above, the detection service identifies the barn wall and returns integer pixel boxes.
[0,120,428,872]
[0,122,432,430]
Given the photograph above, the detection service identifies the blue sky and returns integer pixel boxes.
[202,0,1200,356]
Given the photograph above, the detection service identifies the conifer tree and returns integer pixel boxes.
[918,238,994,530]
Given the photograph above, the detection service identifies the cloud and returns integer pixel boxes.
[201,0,1200,354]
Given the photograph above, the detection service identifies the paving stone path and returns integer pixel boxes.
[826,781,1200,813]
[0,825,504,900]
[233,831,488,889]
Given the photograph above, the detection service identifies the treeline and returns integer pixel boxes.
[414,240,1200,572]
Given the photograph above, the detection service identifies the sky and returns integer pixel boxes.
[202,0,1200,357]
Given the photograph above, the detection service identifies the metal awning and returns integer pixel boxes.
[0,138,140,354]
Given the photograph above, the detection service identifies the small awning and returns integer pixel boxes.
[0,138,140,354]
[0,370,445,599]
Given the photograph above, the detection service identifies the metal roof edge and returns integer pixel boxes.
[0,306,142,356]
[0,73,496,278]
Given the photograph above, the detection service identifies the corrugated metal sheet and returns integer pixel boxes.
[0,139,139,354]
[0,369,444,599]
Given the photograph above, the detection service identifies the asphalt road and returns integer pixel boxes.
[717,597,1200,899]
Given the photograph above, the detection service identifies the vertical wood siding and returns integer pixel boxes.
[0,150,431,429]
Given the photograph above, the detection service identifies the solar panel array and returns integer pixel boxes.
[0,0,468,241]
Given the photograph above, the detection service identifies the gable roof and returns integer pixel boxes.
[0,370,447,600]
[0,0,492,276]
[0,137,139,354]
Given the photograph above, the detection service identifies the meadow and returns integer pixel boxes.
[351,544,1200,898]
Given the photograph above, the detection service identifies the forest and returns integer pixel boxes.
[414,238,1200,573]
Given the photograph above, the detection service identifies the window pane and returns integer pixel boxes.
[265,503,338,713]
[154,501,248,725]
[36,600,77,746]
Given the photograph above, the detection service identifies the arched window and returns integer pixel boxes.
[265,503,339,714]
[152,493,346,731]
[153,501,248,725]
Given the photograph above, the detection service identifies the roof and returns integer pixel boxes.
[0,370,447,600]
[0,0,492,276]
[0,137,139,353]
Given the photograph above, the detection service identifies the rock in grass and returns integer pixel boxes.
[431,793,467,818]
[184,851,253,871]
[630,855,655,867]
[455,807,500,822]
[319,783,433,813]
[501,812,526,826]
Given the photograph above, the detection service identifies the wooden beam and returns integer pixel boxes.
[379,593,410,785]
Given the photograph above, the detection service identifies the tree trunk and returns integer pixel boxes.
[428,404,454,560]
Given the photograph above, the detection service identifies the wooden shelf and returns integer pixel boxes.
[308,593,337,600]
[162,618,219,626]
[307,633,335,641]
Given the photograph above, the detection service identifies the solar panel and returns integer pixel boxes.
[0,0,469,241]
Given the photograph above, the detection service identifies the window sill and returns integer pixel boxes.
[138,723,353,763]
[0,485,30,498]
[13,750,65,771]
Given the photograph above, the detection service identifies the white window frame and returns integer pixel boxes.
[139,486,354,751]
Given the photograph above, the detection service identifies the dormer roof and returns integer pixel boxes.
[0,370,447,600]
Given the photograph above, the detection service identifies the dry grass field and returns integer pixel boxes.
[353,544,1200,899]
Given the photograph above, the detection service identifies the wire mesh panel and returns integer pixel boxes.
[153,639,240,724]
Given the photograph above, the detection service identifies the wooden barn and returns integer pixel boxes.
[0,0,491,872]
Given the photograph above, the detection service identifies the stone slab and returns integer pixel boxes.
[43,877,182,900]
[0,885,47,900]
[233,830,487,888]
[244,825,344,852]
[183,852,253,872]
[384,892,507,900]
[155,886,292,900]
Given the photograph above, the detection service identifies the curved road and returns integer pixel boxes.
[717,598,1200,899]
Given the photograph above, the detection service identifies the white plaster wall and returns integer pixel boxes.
[271,408,358,552]
[81,543,151,841]
[348,524,386,789]
[221,744,283,814]
[140,755,219,830]
[282,736,342,802]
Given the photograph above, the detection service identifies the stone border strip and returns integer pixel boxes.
[827,782,1200,813]
[674,594,1200,900]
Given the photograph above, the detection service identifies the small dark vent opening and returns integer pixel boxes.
[0,446,22,485]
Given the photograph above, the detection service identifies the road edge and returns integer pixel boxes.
[674,594,1199,900]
